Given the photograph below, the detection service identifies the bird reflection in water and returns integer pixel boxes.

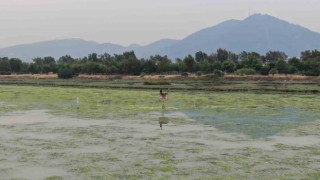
[159,109,169,130]
[159,88,169,129]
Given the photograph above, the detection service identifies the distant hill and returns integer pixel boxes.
[134,39,179,58]
[159,14,320,59]
[0,39,125,61]
[1,14,320,61]
[0,38,179,61]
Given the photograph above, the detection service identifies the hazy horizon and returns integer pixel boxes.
[1,0,320,48]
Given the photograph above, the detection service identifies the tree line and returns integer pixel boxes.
[0,49,319,78]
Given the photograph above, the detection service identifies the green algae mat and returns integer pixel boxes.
[0,85,319,138]
[1,85,320,179]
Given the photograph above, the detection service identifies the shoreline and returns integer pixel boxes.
[0,74,319,94]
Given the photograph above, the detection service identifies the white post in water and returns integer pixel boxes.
[77,96,80,109]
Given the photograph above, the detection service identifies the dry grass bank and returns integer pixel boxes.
[223,74,320,81]
[0,74,57,79]
[0,73,319,81]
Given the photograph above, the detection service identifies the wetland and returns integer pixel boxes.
[0,85,319,179]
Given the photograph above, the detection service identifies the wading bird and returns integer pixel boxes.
[160,89,169,109]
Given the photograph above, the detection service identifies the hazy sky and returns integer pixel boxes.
[0,0,319,48]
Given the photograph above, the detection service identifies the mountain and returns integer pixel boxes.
[0,38,178,61]
[159,14,320,59]
[0,39,126,61]
[134,39,179,58]
[0,14,320,60]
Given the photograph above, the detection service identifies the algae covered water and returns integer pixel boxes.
[0,85,320,179]
[181,106,318,138]
[0,85,319,138]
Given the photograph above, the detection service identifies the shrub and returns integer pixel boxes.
[260,66,270,75]
[213,70,225,77]
[302,58,320,76]
[169,71,179,75]
[181,72,190,77]
[235,68,256,75]
[143,81,171,85]
[0,71,11,75]
[112,75,123,80]
[140,72,146,77]
[205,70,225,79]
[57,68,74,79]
[196,71,202,76]
[269,68,278,76]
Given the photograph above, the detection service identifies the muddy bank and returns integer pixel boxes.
[1,76,320,94]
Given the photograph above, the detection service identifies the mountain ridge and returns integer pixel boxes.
[1,14,320,61]
[159,14,320,59]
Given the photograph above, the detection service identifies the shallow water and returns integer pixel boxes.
[180,106,318,138]
[0,110,319,179]
[0,85,320,138]
[0,86,320,179]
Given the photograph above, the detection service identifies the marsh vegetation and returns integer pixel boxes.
[0,74,319,93]
[0,85,319,179]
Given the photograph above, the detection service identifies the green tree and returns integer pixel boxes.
[212,61,222,71]
[183,55,196,72]
[275,60,288,74]
[0,57,11,73]
[9,58,22,73]
[121,51,141,75]
[142,59,157,73]
[88,53,99,62]
[228,52,238,63]
[222,59,236,73]
[198,60,212,73]
[287,57,301,74]
[28,63,40,74]
[70,63,82,75]
[155,55,172,73]
[264,51,287,64]
[238,51,248,61]
[216,48,229,62]
[43,56,56,64]
[42,56,56,73]
[207,53,218,64]
[269,68,278,76]
[301,50,320,61]
[260,65,271,75]
[32,57,45,73]
[195,51,207,62]
[58,55,75,64]
[145,55,172,74]
[177,60,187,73]
[239,54,263,71]
[20,62,30,73]
[288,57,300,67]
[302,57,320,76]
[58,66,74,79]
[82,62,105,74]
